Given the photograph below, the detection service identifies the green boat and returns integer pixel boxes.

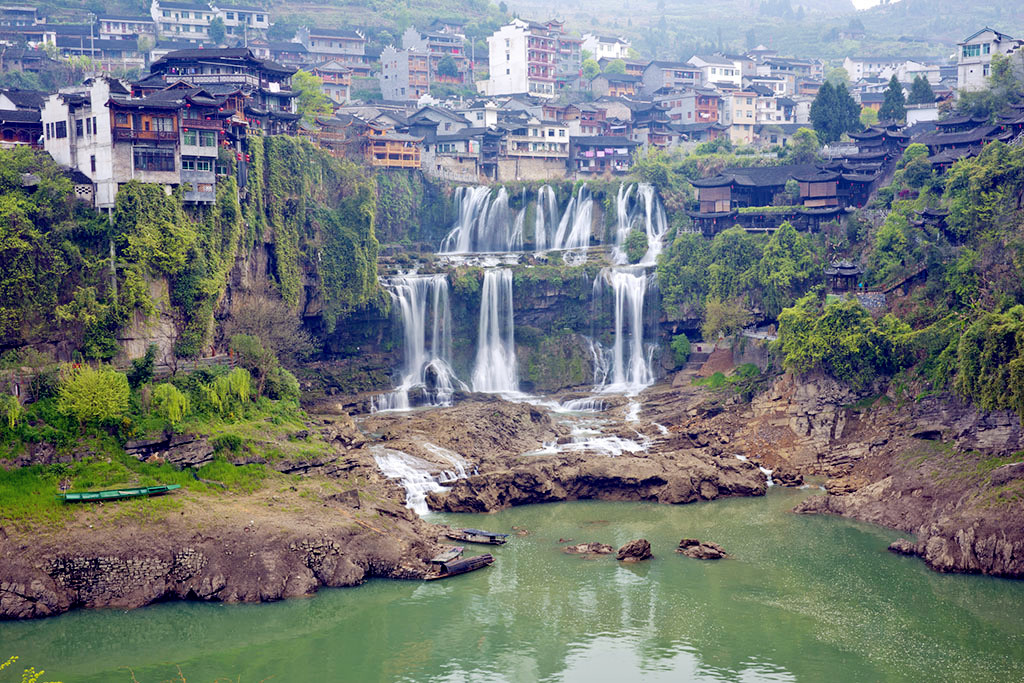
[59,484,182,503]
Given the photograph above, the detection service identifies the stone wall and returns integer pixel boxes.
[496,157,569,182]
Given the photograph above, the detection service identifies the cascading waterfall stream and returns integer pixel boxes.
[372,274,464,412]
[592,268,657,396]
[613,182,669,266]
[371,446,470,515]
[441,186,525,254]
[471,269,520,394]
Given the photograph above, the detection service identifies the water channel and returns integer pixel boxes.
[4,489,1024,681]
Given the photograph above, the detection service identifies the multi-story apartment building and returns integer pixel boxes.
[720,89,757,144]
[308,60,351,104]
[581,33,630,61]
[482,19,557,98]
[506,115,569,159]
[295,26,370,76]
[0,5,37,26]
[641,61,701,97]
[401,26,468,85]
[149,48,299,133]
[957,27,1023,91]
[379,46,429,101]
[548,20,581,92]
[98,15,158,42]
[209,3,269,39]
[688,55,741,88]
[842,56,904,81]
[151,0,215,42]
[667,88,722,125]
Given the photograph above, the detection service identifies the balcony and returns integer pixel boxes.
[113,128,178,142]
[181,118,223,131]
[185,73,260,88]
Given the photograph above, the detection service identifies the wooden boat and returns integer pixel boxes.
[59,484,182,503]
[430,546,465,564]
[425,553,494,580]
[445,528,510,545]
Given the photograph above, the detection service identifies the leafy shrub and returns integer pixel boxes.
[57,365,131,425]
[200,367,252,417]
[670,334,691,366]
[127,344,157,388]
[151,383,190,427]
[264,366,300,402]
[0,394,23,431]
[211,433,243,453]
[624,228,648,264]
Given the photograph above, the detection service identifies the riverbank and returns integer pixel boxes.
[3,367,1024,621]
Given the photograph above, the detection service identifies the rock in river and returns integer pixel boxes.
[617,539,652,562]
[677,538,727,559]
[564,542,614,555]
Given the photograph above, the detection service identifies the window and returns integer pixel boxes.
[983,64,990,77]
[90,155,96,172]
[133,148,175,171]
[199,130,216,146]
[93,117,97,133]
[181,11,189,18]
[226,12,234,19]
[153,117,174,132]
[85,117,92,135]
[162,10,169,17]
[962,44,981,58]
[75,119,83,137]
[983,43,990,55]
[256,14,263,21]
[183,129,197,145]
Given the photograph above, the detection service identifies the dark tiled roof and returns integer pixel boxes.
[0,88,45,109]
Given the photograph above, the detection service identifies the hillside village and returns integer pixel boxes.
[1,2,1023,225]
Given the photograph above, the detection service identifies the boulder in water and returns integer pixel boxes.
[564,542,614,555]
[677,538,727,559]
[616,539,652,562]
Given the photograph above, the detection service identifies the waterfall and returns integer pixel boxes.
[372,274,464,412]
[534,185,558,252]
[552,184,594,252]
[613,182,669,266]
[592,268,657,395]
[440,186,525,254]
[471,269,519,393]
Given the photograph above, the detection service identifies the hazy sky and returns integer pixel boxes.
[850,0,882,8]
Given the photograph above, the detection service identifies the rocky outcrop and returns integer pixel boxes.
[677,538,727,559]
[0,490,439,620]
[617,539,651,562]
[793,449,1024,578]
[564,542,613,555]
[427,451,767,512]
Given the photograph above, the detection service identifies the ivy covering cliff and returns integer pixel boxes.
[0,136,381,361]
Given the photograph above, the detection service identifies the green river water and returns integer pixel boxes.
[3,488,1024,682]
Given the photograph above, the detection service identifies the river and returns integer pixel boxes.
[3,489,1023,681]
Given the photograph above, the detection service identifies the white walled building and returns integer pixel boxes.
[581,33,630,61]
[209,3,269,39]
[41,78,126,210]
[151,0,214,42]
[842,56,904,81]
[957,27,1024,92]
[481,19,556,98]
[688,55,742,88]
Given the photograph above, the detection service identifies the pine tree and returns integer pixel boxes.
[879,75,906,122]
[812,81,861,143]
[908,75,935,105]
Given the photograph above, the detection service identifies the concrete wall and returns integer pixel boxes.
[496,156,567,182]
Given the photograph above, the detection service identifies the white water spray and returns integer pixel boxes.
[613,182,669,266]
[593,268,657,395]
[441,186,525,254]
[373,274,464,412]
[472,269,519,393]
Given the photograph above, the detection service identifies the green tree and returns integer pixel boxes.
[657,232,711,320]
[785,127,819,164]
[879,75,906,122]
[954,306,1024,418]
[604,59,627,75]
[582,58,601,81]
[209,16,226,44]
[624,229,648,264]
[907,75,934,105]
[671,334,691,366]
[57,365,131,425]
[756,221,820,318]
[151,382,190,427]
[810,81,860,143]
[944,141,1024,239]
[437,54,458,78]
[825,66,849,88]
[701,296,752,341]
[860,106,879,128]
[292,70,333,124]
[230,333,278,397]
